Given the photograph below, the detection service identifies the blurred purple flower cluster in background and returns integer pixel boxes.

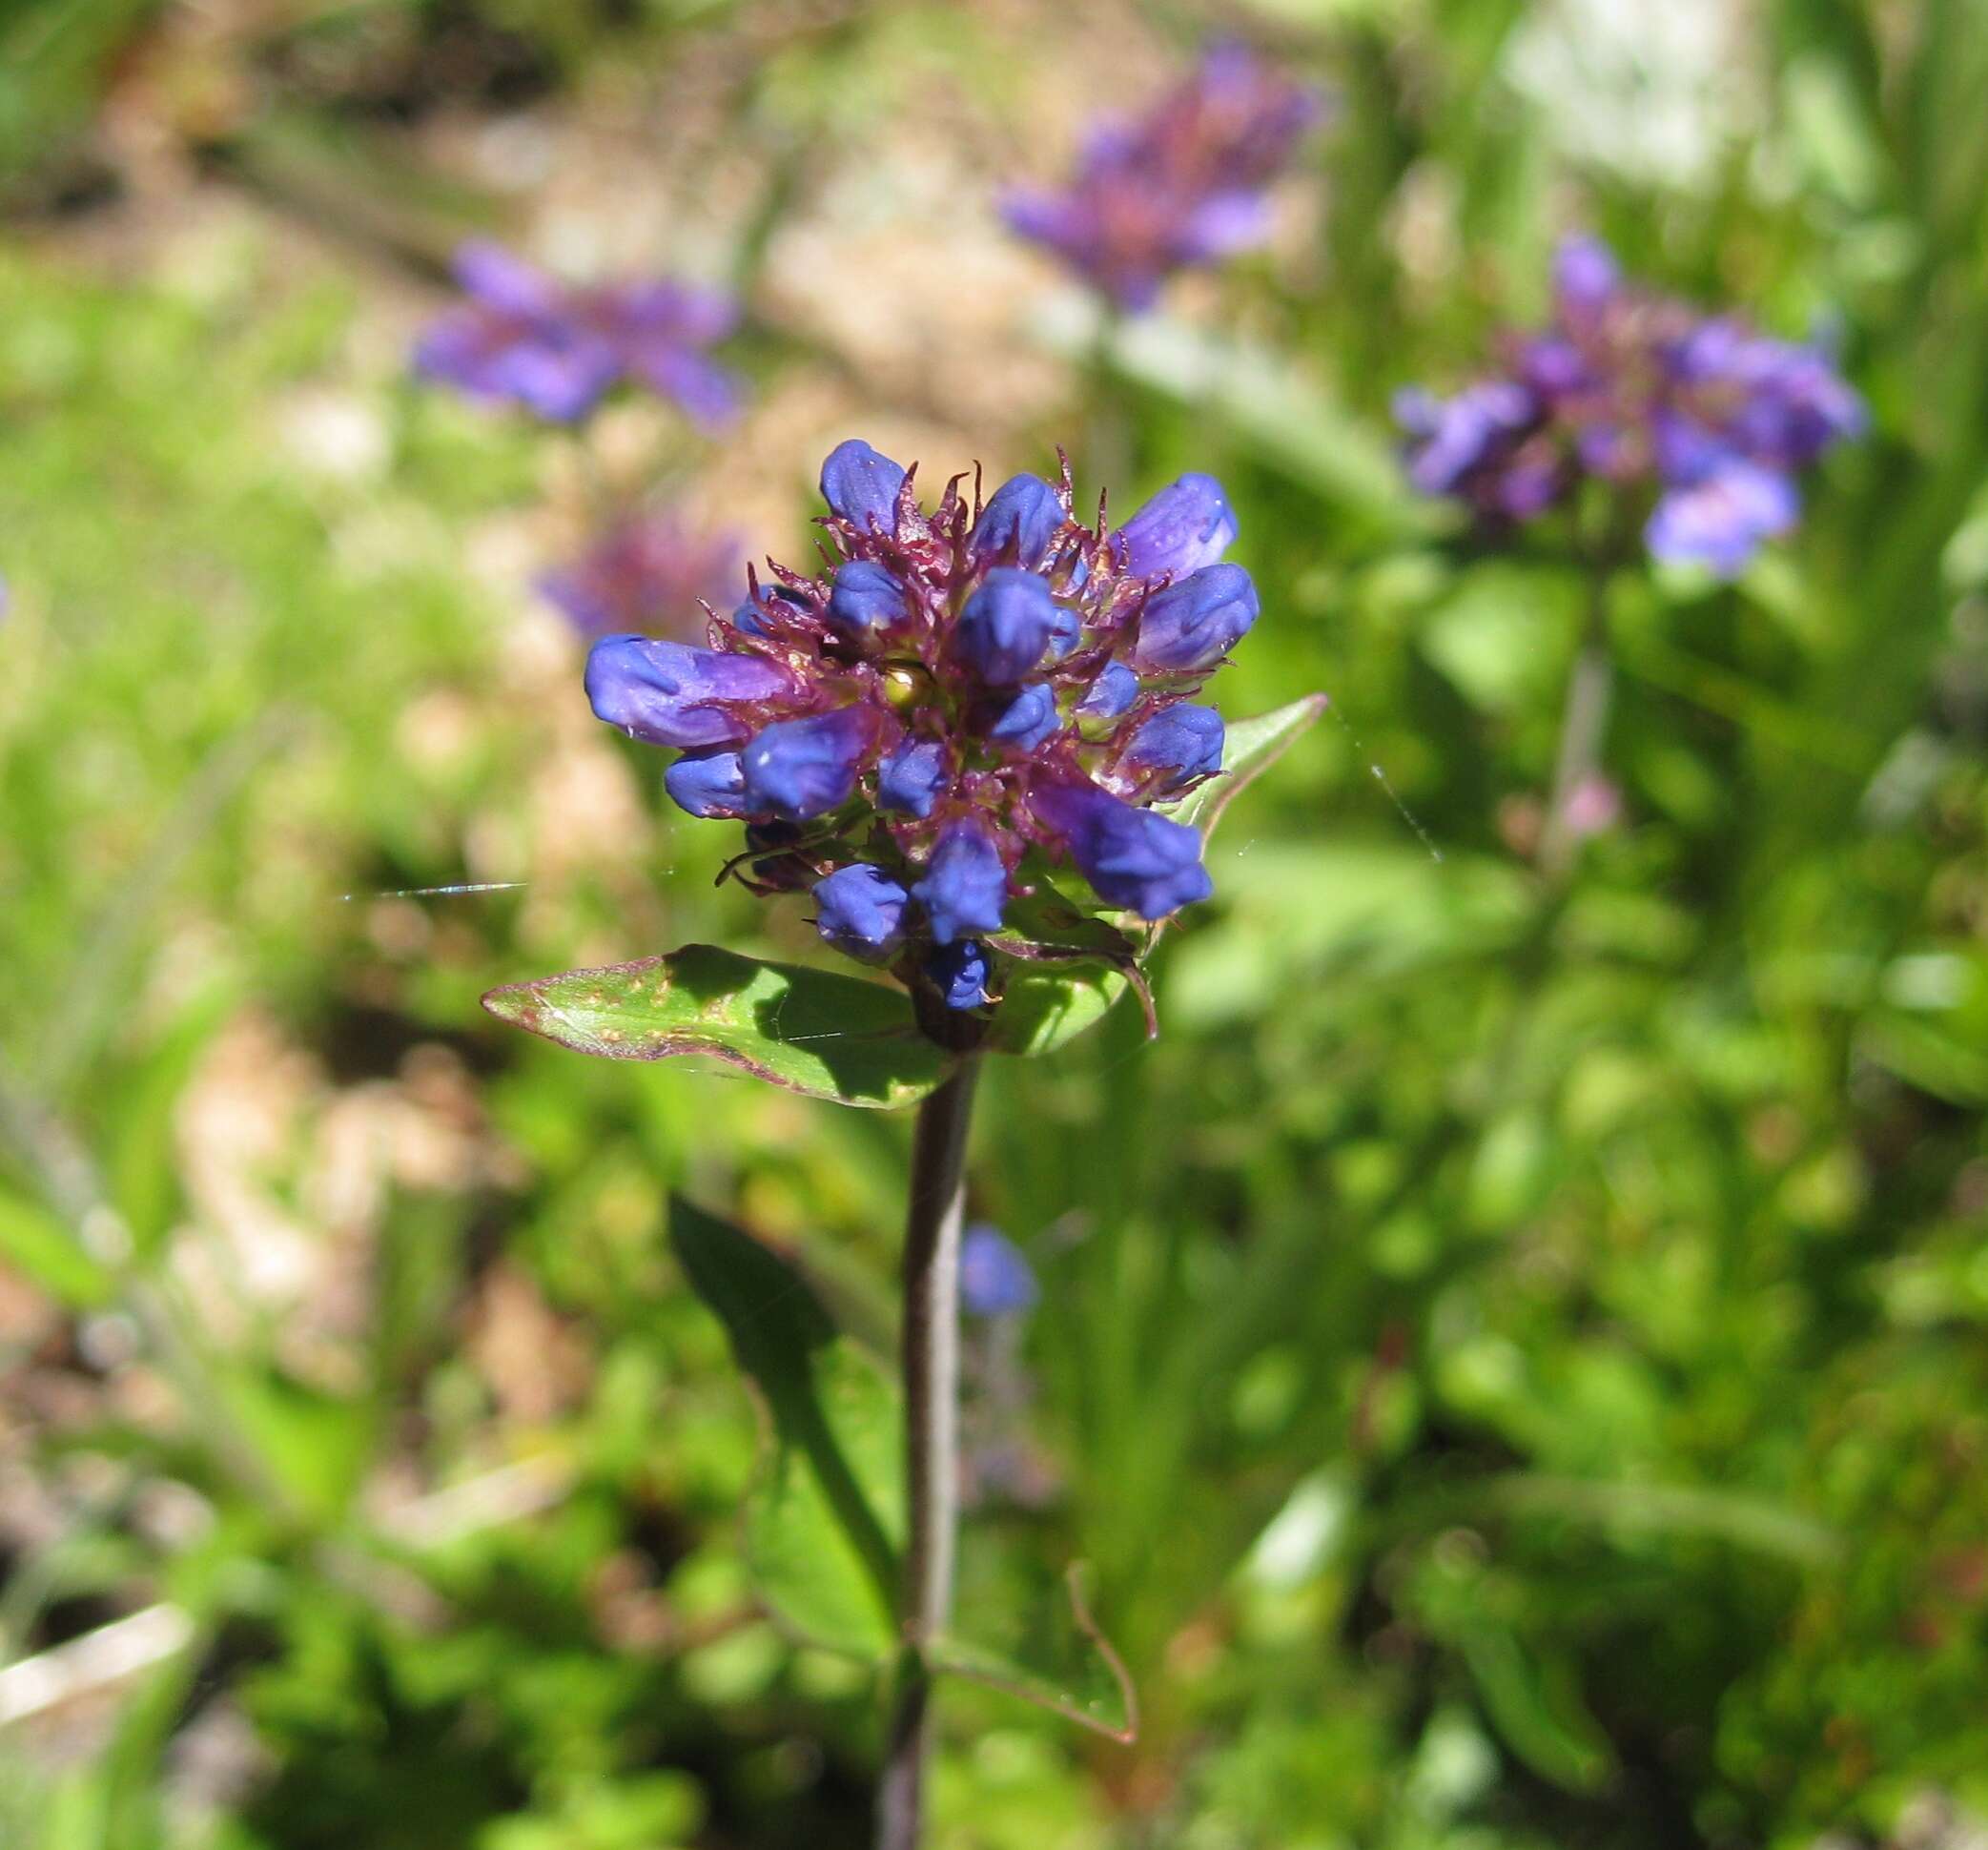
[1395,236,1864,576]
[415,242,741,427]
[584,441,1258,1010]
[537,512,743,640]
[1003,42,1323,311]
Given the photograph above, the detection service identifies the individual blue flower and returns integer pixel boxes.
[664,750,748,818]
[812,864,911,962]
[828,559,912,636]
[820,439,907,534]
[740,709,880,820]
[955,568,1060,685]
[1646,460,1798,579]
[928,940,992,1012]
[959,1224,1039,1317]
[912,823,1009,943]
[1076,661,1140,719]
[415,244,619,421]
[1115,472,1238,580]
[1553,235,1622,319]
[1118,705,1225,793]
[1032,780,1213,919]
[878,738,949,817]
[1393,381,1541,502]
[990,684,1060,752]
[971,473,1064,566]
[1133,564,1260,671]
[586,636,792,750]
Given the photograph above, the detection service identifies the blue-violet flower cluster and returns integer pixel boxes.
[585,442,1257,1011]
[416,242,741,427]
[1003,43,1322,311]
[1395,236,1864,577]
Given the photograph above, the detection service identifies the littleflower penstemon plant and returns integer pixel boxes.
[1397,236,1864,874]
[483,440,1323,1850]
[415,240,745,641]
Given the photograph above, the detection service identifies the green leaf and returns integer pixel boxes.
[983,880,1145,1054]
[986,962,1132,1058]
[483,944,953,1110]
[1167,693,1330,842]
[225,1367,375,1522]
[110,993,231,1255]
[0,1190,114,1307]
[989,879,1143,965]
[670,1198,904,1661]
[1457,1625,1614,1794]
[933,1562,1137,1742]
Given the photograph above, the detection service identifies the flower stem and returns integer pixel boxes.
[1539,568,1616,883]
[876,1059,980,1850]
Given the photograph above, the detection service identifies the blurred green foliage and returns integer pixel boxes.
[4,1,1988,1846]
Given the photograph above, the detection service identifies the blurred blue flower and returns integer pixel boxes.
[1003,44,1324,310]
[1396,236,1864,577]
[538,511,741,639]
[416,243,742,427]
[959,1223,1039,1317]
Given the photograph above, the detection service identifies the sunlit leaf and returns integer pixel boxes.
[670,1198,904,1662]
[986,962,1133,1057]
[483,944,953,1109]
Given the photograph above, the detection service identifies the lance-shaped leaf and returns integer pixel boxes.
[933,1560,1137,1742]
[670,1198,905,1660]
[483,944,953,1109]
[1167,693,1330,843]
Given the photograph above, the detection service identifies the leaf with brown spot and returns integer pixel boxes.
[482,944,953,1109]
